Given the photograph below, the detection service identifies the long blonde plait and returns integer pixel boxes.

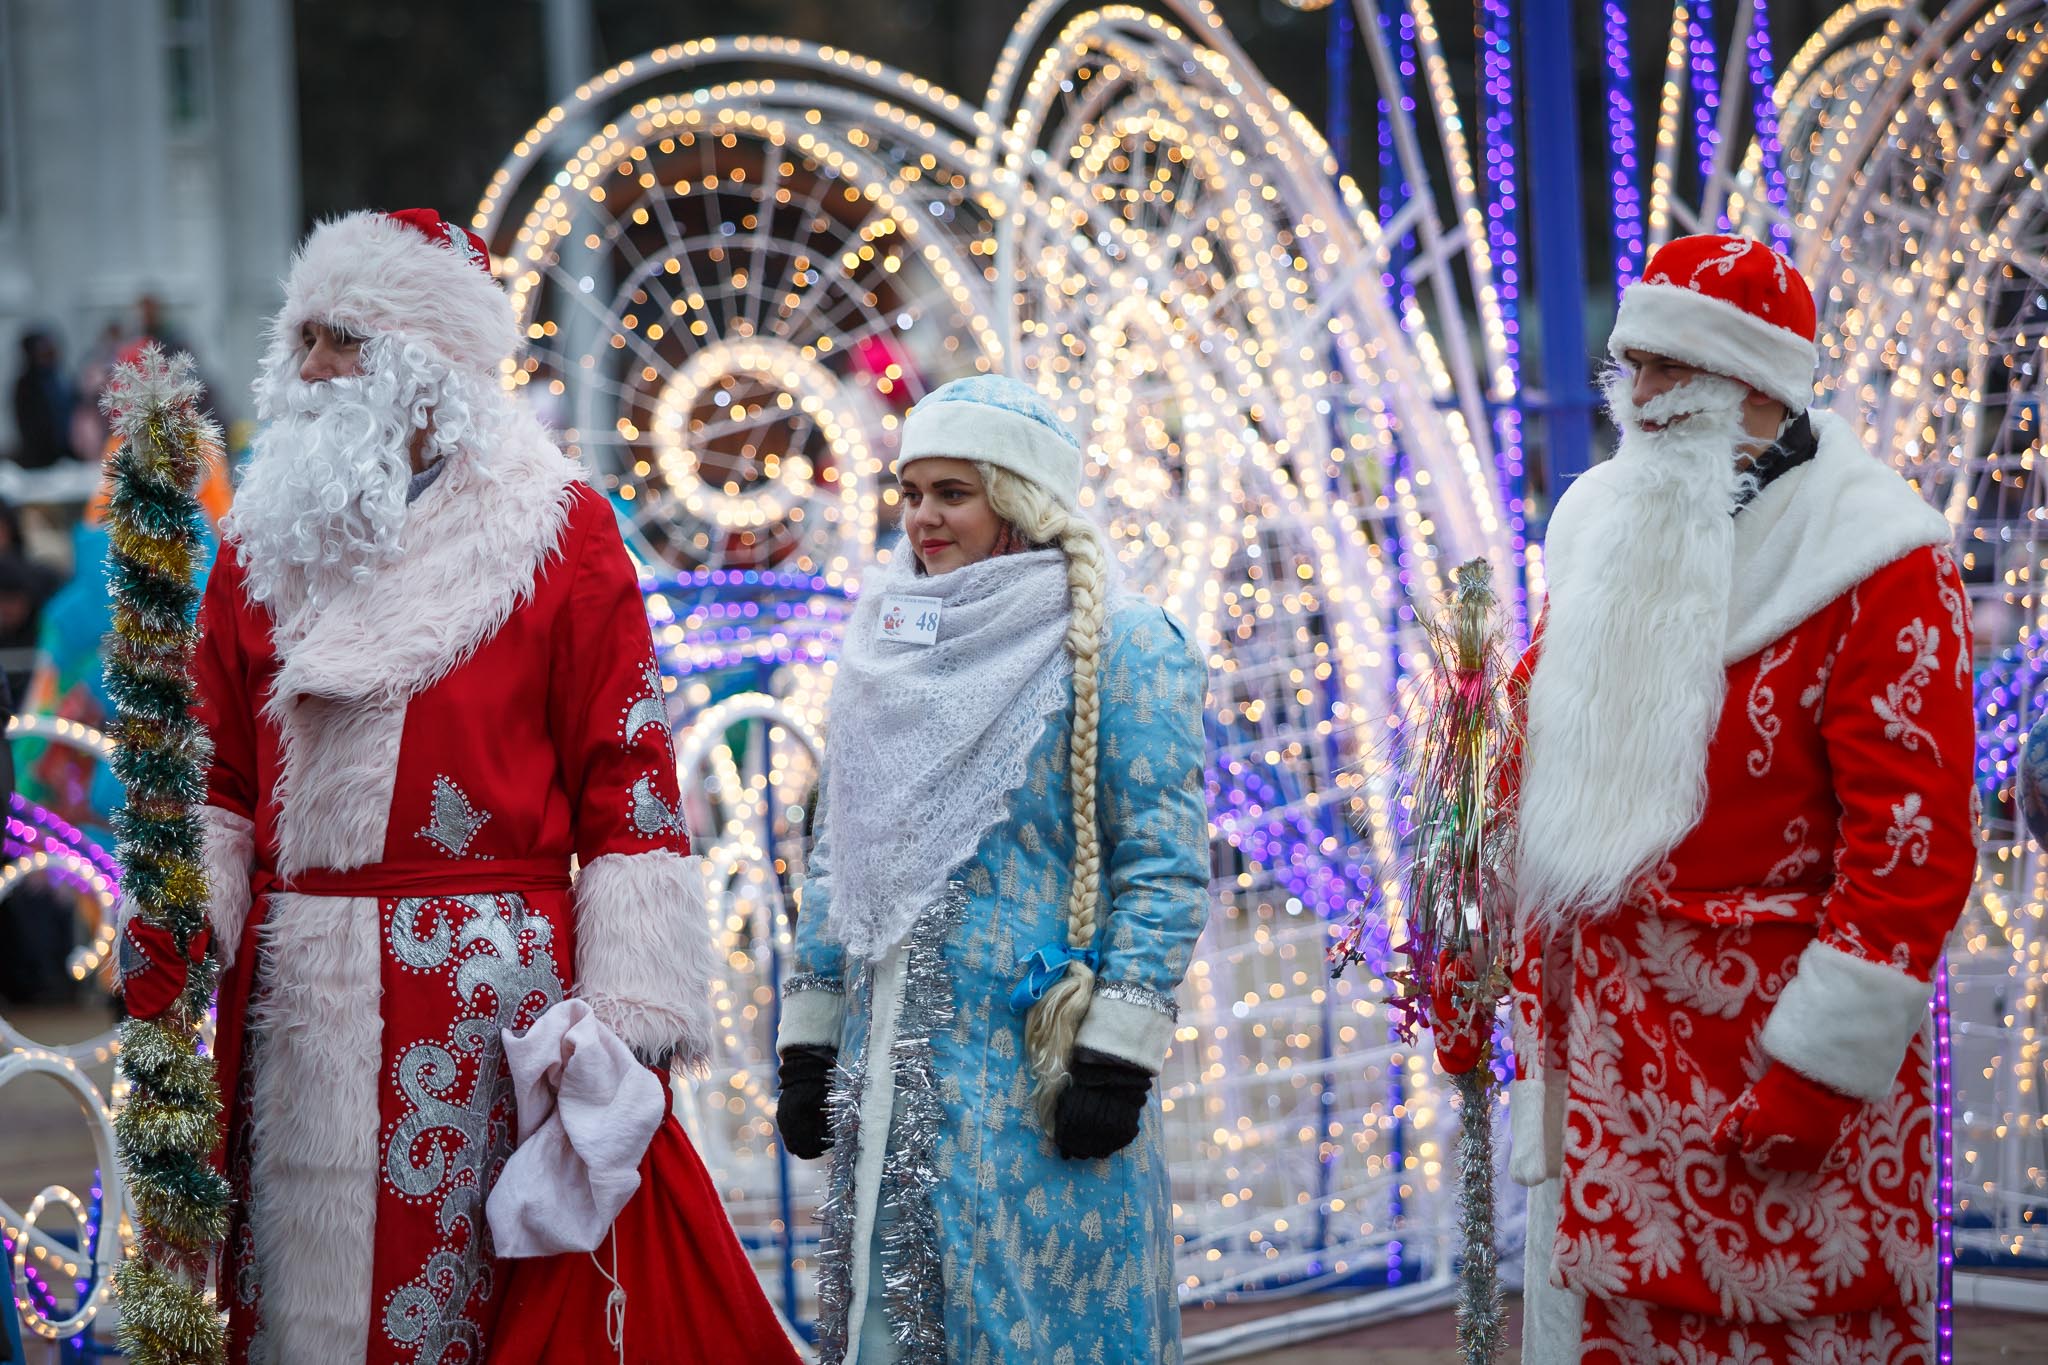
[978,464,1110,1132]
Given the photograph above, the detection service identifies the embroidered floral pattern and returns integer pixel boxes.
[1747,641,1795,777]
[1875,794,1933,878]
[621,661,668,747]
[1871,621,1943,764]
[416,776,490,858]
[629,773,687,840]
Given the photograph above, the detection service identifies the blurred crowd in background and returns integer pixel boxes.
[1,302,232,1009]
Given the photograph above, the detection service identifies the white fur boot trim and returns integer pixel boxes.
[245,892,381,1363]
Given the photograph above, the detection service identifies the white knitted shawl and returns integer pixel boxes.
[820,538,1076,962]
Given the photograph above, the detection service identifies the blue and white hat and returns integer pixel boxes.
[895,376,1084,510]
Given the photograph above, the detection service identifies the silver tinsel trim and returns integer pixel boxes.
[808,887,964,1363]
[876,886,964,1360]
[781,970,845,998]
[1453,1067,1506,1365]
[1093,977,1180,1021]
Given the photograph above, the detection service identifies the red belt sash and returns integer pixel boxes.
[212,856,571,1182]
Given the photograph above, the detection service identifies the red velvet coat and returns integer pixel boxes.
[1510,414,1978,1362]
[193,438,721,1364]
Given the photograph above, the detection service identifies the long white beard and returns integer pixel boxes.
[229,336,476,623]
[1515,374,1754,927]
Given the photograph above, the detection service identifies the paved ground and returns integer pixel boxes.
[8,1003,2045,1360]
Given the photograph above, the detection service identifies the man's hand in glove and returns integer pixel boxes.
[1711,1063,1865,1173]
[776,1044,838,1160]
[1054,1047,1152,1161]
[119,915,210,1022]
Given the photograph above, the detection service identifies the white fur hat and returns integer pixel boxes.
[275,208,517,374]
[896,376,1084,509]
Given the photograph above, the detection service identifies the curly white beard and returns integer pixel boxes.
[1514,372,1755,928]
[229,335,480,624]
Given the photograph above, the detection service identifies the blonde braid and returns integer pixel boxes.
[978,464,1112,1132]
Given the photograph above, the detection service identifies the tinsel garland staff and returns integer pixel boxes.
[105,345,229,1365]
[1329,557,1517,1365]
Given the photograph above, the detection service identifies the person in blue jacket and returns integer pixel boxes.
[775,376,1210,1364]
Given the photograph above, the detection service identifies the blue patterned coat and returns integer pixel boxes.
[779,597,1210,1365]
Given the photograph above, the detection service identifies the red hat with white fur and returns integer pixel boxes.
[275,208,515,374]
[1607,233,1819,412]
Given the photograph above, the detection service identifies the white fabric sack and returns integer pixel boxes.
[485,997,666,1258]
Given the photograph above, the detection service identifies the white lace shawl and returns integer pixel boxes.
[820,538,1077,961]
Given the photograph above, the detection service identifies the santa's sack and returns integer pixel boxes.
[486,1109,804,1364]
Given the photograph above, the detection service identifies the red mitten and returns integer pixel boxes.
[1429,948,1487,1075]
[119,915,210,1021]
[1711,1064,1865,1173]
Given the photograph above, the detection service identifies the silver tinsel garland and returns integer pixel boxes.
[1452,1068,1506,1364]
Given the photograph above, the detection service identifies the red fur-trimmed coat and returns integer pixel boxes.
[192,434,716,1364]
[1510,413,1978,1362]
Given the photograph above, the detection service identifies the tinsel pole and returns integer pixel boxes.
[104,346,229,1364]
[1330,558,1517,1365]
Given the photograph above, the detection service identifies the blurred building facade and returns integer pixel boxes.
[0,0,298,446]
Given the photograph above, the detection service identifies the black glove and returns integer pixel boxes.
[1053,1047,1152,1161]
[776,1045,838,1159]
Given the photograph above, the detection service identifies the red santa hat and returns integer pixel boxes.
[1607,233,1818,412]
[276,208,516,374]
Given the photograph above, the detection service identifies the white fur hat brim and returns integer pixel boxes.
[896,402,1083,509]
[1608,281,1818,412]
[277,212,518,374]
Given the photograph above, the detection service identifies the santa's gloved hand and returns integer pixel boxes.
[1054,1047,1152,1161]
[118,913,210,1022]
[1712,1064,1865,1173]
[1429,948,1488,1075]
[776,1045,838,1160]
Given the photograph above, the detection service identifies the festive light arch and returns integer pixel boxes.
[474,0,1523,1314]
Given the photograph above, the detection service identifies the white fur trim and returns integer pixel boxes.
[246,893,381,1362]
[1609,280,1819,412]
[1508,1074,1564,1188]
[840,942,908,1365]
[256,421,582,874]
[262,422,582,710]
[1723,410,1953,663]
[200,804,256,968]
[573,850,719,1070]
[1761,938,1934,1103]
[776,986,847,1053]
[264,696,404,880]
[1518,1176,1587,1365]
[278,211,517,374]
[1074,992,1176,1075]
[896,402,1082,509]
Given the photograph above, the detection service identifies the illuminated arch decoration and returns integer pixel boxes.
[473,0,1524,1318]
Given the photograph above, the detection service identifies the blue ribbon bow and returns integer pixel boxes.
[1009,942,1102,1012]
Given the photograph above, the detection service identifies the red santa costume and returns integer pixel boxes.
[1508,234,1976,1364]
[155,209,791,1363]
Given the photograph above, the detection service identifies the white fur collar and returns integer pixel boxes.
[262,412,584,710]
[1721,410,1951,662]
[1545,410,1952,664]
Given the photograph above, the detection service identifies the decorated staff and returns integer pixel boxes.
[107,345,229,1365]
[1330,556,1518,1365]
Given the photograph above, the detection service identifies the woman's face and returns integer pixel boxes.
[900,457,1003,574]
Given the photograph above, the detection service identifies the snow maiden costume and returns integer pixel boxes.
[1508,235,1978,1364]
[775,378,1211,1364]
[130,208,791,1363]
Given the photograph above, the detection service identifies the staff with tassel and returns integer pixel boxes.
[106,346,229,1365]
[1330,557,1518,1365]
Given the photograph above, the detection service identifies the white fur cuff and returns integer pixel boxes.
[1075,991,1176,1074]
[1608,281,1819,412]
[574,850,719,1071]
[1509,1074,1564,1187]
[776,985,847,1054]
[200,804,256,968]
[1761,938,1934,1103]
